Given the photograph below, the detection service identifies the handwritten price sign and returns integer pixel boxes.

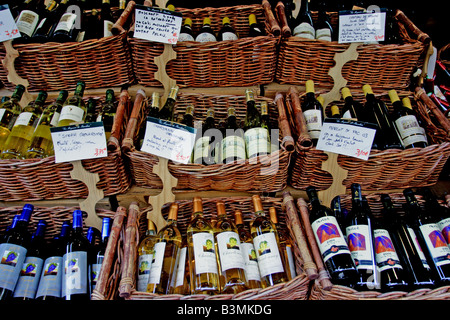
[316,118,376,161]
[0,5,20,42]
[338,10,386,44]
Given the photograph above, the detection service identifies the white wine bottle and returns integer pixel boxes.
[217,17,238,41]
[195,17,217,42]
[243,90,270,159]
[220,106,246,164]
[57,81,87,127]
[96,89,116,141]
[193,108,217,165]
[187,197,220,295]
[302,80,323,144]
[0,85,26,151]
[172,238,189,294]
[137,219,157,292]
[1,90,48,159]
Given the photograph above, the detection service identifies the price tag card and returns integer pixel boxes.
[0,5,20,42]
[338,9,386,43]
[133,5,182,44]
[316,118,377,160]
[50,122,108,163]
[141,117,197,164]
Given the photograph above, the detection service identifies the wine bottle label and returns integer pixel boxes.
[59,105,84,123]
[50,112,60,127]
[293,22,315,39]
[195,32,216,42]
[104,20,113,37]
[216,231,245,272]
[303,109,322,139]
[16,10,40,37]
[221,135,246,163]
[221,32,238,41]
[342,109,357,121]
[0,243,27,291]
[419,224,450,267]
[193,136,212,163]
[373,229,403,272]
[62,251,88,296]
[315,28,332,41]
[175,247,187,287]
[252,232,284,278]
[55,13,77,33]
[0,109,6,122]
[244,127,270,158]
[35,256,63,299]
[178,33,195,42]
[407,227,431,270]
[240,242,261,282]
[90,260,103,288]
[13,256,44,299]
[13,112,33,127]
[192,232,218,275]
[148,242,166,285]
[311,216,350,262]
[395,115,428,146]
[438,218,450,248]
[36,17,46,31]
[346,224,375,271]
[137,253,153,292]
[285,245,297,279]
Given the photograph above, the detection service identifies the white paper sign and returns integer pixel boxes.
[338,10,386,43]
[133,5,183,44]
[141,117,197,164]
[0,5,20,42]
[316,119,376,160]
[50,122,108,163]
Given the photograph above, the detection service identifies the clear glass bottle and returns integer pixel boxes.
[220,106,246,164]
[193,107,217,165]
[57,81,87,127]
[136,219,157,292]
[0,85,26,151]
[97,89,116,141]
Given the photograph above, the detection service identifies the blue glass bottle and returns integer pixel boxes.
[90,217,112,294]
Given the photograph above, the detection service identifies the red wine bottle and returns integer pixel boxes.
[89,217,112,294]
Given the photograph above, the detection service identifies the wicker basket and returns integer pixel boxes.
[121,91,293,193]
[304,192,450,300]
[275,9,430,90]
[118,196,311,300]
[287,87,450,191]
[0,92,133,201]
[128,3,280,88]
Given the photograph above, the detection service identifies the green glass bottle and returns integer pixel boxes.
[158,86,179,122]
[97,89,116,140]
[0,85,26,151]
[243,90,270,158]
[57,81,87,127]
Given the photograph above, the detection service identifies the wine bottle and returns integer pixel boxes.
[15,0,48,43]
[89,217,111,294]
[248,14,265,37]
[361,84,403,150]
[193,107,217,165]
[100,0,114,38]
[306,186,358,287]
[384,8,400,44]
[147,203,182,294]
[389,90,428,149]
[234,210,262,289]
[243,89,270,158]
[250,195,288,288]
[220,106,246,164]
[341,87,362,121]
[158,86,179,122]
[13,220,47,300]
[214,201,247,294]
[32,0,70,43]
[172,238,189,295]
[51,7,79,42]
[372,215,409,292]
[136,219,157,292]
[84,98,97,123]
[35,220,71,300]
[421,187,450,248]
[83,8,100,41]
[178,17,195,42]
[403,188,450,285]
[187,197,220,295]
[96,89,116,141]
[269,207,296,280]
[0,204,34,300]
[345,183,379,290]
[217,17,238,41]
[25,90,68,159]
[138,91,154,150]
[62,210,91,300]
[302,80,323,144]
[292,0,315,39]
[330,105,341,118]
[180,105,194,128]
[331,196,347,233]
[315,1,333,41]
[57,81,87,127]
[381,194,435,290]
[2,215,20,243]
[0,85,26,151]
[1,90,48,159]
[195,17,217,42]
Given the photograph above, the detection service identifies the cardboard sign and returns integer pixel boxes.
[141,117,197,164]
[338,10,386,43]
[0,5,20,42]
[133,5,182,44]
[316,118,377,160]
[50,122,108,163]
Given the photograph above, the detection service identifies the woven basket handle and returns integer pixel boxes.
[111,0,135,36]
[274,92,295,152]
[262,0,281,37]
[286,86,313,149]
[121,89,147,154]
[275,1,291,38]
[395,9,431,45]
[108,86,131,152]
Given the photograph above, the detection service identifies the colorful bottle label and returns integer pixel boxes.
[240,242,261,282]
[438,217,450,248]
[374,229,403,272]
[17,10,39,37]
[252,232,284,278]
[0,243,27,292]
[13,256,44,298]
[220,135,246,162]
[192,232,218,275]
[137,254,153,292]
[311,216,350,262]
[62,251,88,296]
[407,227,430,270]
[148,242,166,285]
[216,231,245,272]
[346,224,375,271]
[395,115,427,146]
[419,223,450,267]
[303,109,322,139]
[244,127,270,158]
[35,256,63,299]
[59,105,84,123]
[90,261,102,289]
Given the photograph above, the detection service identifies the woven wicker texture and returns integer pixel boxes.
[121,196,311,300]
[307,193,450,300]
[122,92,292,192]
[129,4,279,87]
[276,10,428,90]
[288,89,450,191]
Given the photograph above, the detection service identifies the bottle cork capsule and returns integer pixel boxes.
[147,219,156,232]
[216,201,226,217]
[234,210,244,225]
[193,196,203,213]
[269,207,278,224]
[168,203,179,221]
[252,195,264,213]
